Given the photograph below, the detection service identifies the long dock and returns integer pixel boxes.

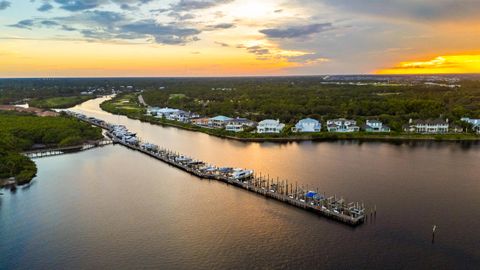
[24,139,112,159]
[67,111,367,226]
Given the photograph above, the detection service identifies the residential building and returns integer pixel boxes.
[292,118,321,132]
[191,117,210,127]
[209,115,233,128]
[403,119,449,134]
[363,120,390,132]
[146,107,197,122]
[257,119,285,134]
[461,117,480,134]
[225,117,257,132]
[327,118,360,132]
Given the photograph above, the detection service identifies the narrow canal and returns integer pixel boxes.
[1,97,479,269]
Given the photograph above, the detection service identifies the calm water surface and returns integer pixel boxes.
[1,97,479,269]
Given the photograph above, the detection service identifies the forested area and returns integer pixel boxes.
[0,111,103,185]
[0,78,108,107]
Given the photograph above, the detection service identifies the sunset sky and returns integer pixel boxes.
[1,0,480,77]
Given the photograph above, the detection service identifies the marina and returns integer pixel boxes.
[67,111,367,226]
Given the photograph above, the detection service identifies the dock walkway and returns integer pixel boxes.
[24,139,112,158]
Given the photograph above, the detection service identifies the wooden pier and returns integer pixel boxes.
[68,111,367,226]
[23,139,112,159]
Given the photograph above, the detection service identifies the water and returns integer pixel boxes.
[1,97,480,269]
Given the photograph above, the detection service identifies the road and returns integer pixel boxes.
[138,94,147,106]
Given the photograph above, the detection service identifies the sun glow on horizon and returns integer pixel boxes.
[375,55,480,75]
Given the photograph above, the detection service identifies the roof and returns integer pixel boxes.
[297,118,320,124]
[258,119,280,125]
[210,115,233,121]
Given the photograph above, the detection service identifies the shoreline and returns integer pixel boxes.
[98,101,480,143]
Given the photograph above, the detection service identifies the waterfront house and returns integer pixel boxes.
[461,117,480,134]
[147,107,197,123]
[147,107,178,118]
[225,117,257,132]
[292,118,321,132]
[327,118,360,132]
[363,120,390,132]
[257,119,285,134]
[191,117,210,127]
[403,119,449,134]
[209,115,233,128]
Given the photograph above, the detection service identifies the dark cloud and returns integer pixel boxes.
[8,8,201,45]
[215,41,230,47]
[53,0,104,11]
[120,4,138,11]
[119,19,200,44]
[167,11,196,21]
[9,19,35,29]
[260,23,333,39]
[0,0,10,10]
[53,0,153,12]
[170,0,234,12]
[38,3,54,11]
[205,23,235,30]
[62,25,77,31]
[40,20,60,27]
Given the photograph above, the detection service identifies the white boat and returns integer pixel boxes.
[231,168,253,180]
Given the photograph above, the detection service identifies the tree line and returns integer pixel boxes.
[0,111,103,185]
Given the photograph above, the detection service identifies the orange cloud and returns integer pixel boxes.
[375,54,480,74]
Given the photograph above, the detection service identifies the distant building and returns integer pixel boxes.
[292,118,321,132]
[327,118,359,132]
[209,115,233,128]
[225,117,256,132]
[403,119,449,134]
[257,119,285,134]
[363,120,390,132]
[461,117,480,134]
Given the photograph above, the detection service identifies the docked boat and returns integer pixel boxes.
[231,168,253,180]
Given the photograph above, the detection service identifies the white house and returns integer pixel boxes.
[146,107,197,122]
[225,118,256,132]
[364,120,390,132]
[293,118,321,132]
[403,119,449,134]
[327,118,359,132]
[147,107,179,118]
[461,117,480,134]
[257,119,285,134]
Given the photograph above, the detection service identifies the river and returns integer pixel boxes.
[1,97,479,269]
